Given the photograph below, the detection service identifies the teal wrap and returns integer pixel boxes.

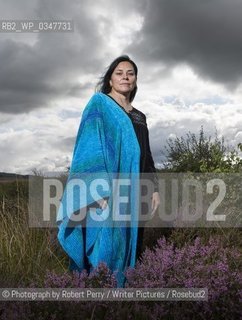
[57,92,140,287]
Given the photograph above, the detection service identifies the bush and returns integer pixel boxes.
[163,126,242,172]
[125,236,242,319]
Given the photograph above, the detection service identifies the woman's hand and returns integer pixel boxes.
[97,198,108,210]
[151,191,160,216]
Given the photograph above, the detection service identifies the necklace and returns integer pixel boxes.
[122,104,133,113]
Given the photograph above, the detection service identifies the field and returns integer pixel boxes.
[0,175,241,319]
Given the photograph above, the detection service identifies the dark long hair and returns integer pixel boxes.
[96,55,138,102]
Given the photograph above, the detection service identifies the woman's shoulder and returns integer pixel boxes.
[131,107,147,119]
[87,92,103,104]
[83,92,106,112]
[86,92,113,108]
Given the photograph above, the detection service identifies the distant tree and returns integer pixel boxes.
[163,126,242,172]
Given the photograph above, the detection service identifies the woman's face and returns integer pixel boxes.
[109,61,137,96]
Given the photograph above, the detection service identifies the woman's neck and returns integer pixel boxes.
[108,91,132,111]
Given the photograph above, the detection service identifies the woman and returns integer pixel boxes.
[57,55,160,287]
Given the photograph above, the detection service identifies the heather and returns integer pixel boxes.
[125,235,242,319]
[1,235,241,320]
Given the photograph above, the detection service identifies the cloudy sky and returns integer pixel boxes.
[1,0,242,174]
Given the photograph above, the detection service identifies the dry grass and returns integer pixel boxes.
[0,179,68,286]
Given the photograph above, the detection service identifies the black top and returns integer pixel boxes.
[106,94,159,192]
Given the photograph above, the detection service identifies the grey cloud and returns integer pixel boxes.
[66,82,94,97]
[127,0,242,88]
[54,136,76,153]
[0,0,108,114]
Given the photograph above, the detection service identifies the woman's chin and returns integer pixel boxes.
[116,88,133,95]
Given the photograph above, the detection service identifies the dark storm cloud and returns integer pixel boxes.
[127,0,242,88]
[0,0,106,114]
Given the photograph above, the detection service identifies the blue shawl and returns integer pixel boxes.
[57,92,140,287]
